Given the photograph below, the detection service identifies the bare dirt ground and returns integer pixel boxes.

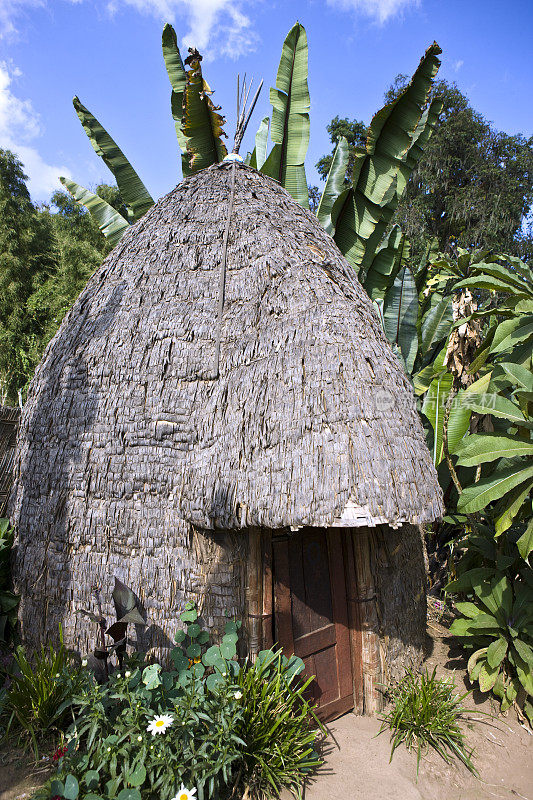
[289,618,533,800]
[1,619,531,800]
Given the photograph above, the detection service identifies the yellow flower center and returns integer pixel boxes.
[179,794,188,800]
[155,720,165,727]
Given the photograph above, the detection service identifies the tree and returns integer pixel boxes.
[0,150,57,404]
[27,186,118,350]
[315,115,367,183]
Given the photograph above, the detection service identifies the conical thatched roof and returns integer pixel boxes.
[11,162,443,534]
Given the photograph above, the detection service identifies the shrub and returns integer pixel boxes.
[36,605,323,800]
[378,667,477,775]
[0,629,88,757]
[448,570,533,725]
[0,517,19,645]
[232,648,322,799]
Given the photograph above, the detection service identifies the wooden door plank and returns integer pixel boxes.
[273,535,294,655]
[344,530,364,713]
[261,530,273,649]
[293,623,336,658]
[327,530,353,699]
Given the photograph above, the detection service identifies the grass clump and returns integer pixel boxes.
[378,667,478,776]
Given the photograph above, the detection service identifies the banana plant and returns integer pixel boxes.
[261,22,310,208]
[181,48,228,171]
[328,43,442,279]
[162,22,190,177]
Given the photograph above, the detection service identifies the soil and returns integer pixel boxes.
[1,616,532,800]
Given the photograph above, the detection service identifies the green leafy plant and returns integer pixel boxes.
[0,518,19,645]
[231,648,322,799]
[378,667,477,775]
[0,629,88,757]
[39,605,322,800]
[447,569,533,725]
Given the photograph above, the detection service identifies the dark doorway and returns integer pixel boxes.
[272,528,354,722]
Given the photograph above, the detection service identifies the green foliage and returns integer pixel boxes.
[0,518,19,645]
[72,97,154,222]
[35,606,322,800]
[182,49,228,172]
[232,648,322,799]
[378,667,477,775]
[0,150,58,402]
[447,569,533,725]
[262,22,310,208]
[0,631,88,757]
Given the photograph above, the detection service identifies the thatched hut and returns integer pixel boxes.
[11,162,443,719]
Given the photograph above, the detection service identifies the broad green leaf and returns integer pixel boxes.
[456,434,533,467]
[266,22,310,206]
[64,775,80,800]
[413,343,447,395]
[363,225,408,301]
[333,43,441,273]
[458,464,533,514]
[421,373,453,465]
[453,275,529,295]
[487,637,508,670]
[517,519,533,561]
[127,763,146,788]
[513,638,533,668]
[496,362,533,393]
[316,137,349,235]
[511,651,533,696]
[462,393,526,425]
[182,51,227,171]
[455,601,482,619]
[161,23,190,177]
[420,295,453,356]
[60,178,129,247]
[494,478,533,536]
[478,661,500,693]
[253,116,270,170]
[73,97,154,221]
[446,393,472,454]
[467,647,488,677]
[383,265,419,372]
[491,320,533,355]
[470,261,533,297]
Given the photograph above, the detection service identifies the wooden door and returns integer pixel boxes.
[272,528,354,722]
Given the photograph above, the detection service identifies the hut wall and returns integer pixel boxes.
[372,523,428,684]
[0,406,20,517]
[14,506,247,656]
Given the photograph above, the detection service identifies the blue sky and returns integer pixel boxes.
[1,0,532,203]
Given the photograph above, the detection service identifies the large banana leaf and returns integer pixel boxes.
[249,117,270,170]
[262,23,310,207]
[316,138,349,235]
[494,479,533,536]
[420,295,454,357]
[363,225,409,302]
[458,463,533,515]
[73,97,154,222]
[383,265,419,372]
[422,373,453,465]
[333,43,441,277]
[397,96,443,197]
[182,50,227,171]
[456,434,533,467]
[162,23,191,178]
[60,178,129,247]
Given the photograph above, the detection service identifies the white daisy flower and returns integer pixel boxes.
[146,714,174,736]
[234,691,242,700]
[171,785,197,800]
[125,671,131,678]
[81,659,88,667]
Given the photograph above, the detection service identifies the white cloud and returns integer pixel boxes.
[0,0,258,57]
[0,0,44,38]
[326,0,420,24]
[106,0,258,58]
[0,61,69,199]
[453,59,464,73]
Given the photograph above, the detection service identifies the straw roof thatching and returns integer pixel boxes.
[11,162,442,536]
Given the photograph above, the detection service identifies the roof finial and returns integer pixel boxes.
[232,74,263,155]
